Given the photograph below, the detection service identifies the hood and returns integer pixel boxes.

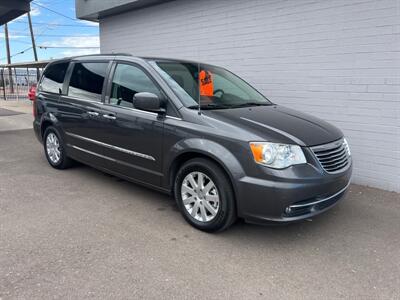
[201,105,343,146]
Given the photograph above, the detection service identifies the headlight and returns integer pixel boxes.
[343,138,351,156]
[249,142,306,169]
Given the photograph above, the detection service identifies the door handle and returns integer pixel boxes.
[103,114,116,120]
[87,111,99,117]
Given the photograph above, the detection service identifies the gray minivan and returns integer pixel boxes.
[33,54,352,232]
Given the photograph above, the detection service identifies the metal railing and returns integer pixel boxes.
[0,67,43,101]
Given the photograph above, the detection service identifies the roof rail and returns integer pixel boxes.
[110,53,133,56]
[72,53,133,58]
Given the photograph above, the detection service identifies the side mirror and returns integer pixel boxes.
[133,92,165,113]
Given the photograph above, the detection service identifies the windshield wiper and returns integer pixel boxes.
[187,103,231,110]
[187,102,272,110]
[229,102,271,108]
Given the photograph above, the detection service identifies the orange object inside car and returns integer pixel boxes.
[199,70,213,97]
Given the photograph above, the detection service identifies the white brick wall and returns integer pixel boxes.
[100,0,400,192]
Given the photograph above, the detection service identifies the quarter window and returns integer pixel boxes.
[68,62,108,101]
[110,64,161,108]
[40,62,69,94]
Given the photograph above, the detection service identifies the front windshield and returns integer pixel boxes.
[149,60,272,109]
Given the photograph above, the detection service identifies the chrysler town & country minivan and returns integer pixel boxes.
[33,54,352,232]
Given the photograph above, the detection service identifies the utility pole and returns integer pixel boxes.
[27,11,40,81]
[4,23,14,94]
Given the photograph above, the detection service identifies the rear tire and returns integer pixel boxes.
[43,126,72,169]
[174,158,236,232]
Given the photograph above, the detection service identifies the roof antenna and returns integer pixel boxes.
[197,62,201,115]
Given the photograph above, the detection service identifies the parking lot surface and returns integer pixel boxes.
[1,128,399,299]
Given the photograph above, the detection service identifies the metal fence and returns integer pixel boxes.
[0,67,43,101]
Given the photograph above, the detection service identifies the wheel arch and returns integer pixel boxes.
[165,139,245,199]
[40,120,53,138]
[40,112,62,138]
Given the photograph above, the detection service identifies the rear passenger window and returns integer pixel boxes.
[40,62,69,94]
[68,62,108,101]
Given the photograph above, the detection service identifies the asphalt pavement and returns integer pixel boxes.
[0,127,399,299]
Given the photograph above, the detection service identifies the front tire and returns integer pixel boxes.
[174,158,236,232]
[43,126,72,169]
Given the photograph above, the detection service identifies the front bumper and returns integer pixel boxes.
[235,161,352,224]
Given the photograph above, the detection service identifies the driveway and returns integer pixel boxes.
[0,127,399,299]
[0,101,33,132]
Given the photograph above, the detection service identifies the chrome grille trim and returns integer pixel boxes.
[323,156,348,167]
[320,151,347,161]
[317,147,345,158]
[288,181,351,209]
[311,138,351,174]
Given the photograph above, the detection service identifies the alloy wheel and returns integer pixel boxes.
[46,132,61,164]
[181,171,220,222]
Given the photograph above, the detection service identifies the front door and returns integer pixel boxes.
[100,62,165,187]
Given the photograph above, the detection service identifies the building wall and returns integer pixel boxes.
[100,0,400,192]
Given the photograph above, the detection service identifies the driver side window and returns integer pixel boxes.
[110,63,161,108]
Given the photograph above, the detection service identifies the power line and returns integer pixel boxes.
[1,2,99,63]
[12,46,33,57]
[38,45,99,49]
[0,44,99,61]
[6,33,98,38]
[0,47,33,61]
[32,2,77,21]
[1,40,98,46]
[1,40,32,45]
[0,45,99,61]
[11,20,97,28]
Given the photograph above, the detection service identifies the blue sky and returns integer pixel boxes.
[0,0,99,64]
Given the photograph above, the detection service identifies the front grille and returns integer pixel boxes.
[311,138,351,174]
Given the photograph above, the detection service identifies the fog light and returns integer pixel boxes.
[285,207,292,214]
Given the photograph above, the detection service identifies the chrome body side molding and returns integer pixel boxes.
[65,132,156,161]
